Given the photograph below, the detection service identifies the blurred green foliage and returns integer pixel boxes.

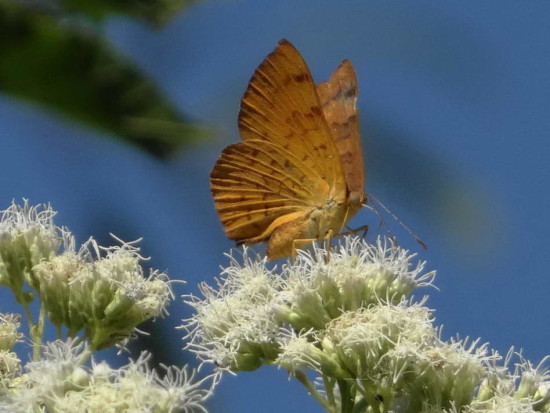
[61,0,198,27]
[0,0,203,157]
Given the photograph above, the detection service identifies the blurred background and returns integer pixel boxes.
[1,0,549,411]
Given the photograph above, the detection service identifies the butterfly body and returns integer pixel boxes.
[211,39,365,260]
[267,202,351,260]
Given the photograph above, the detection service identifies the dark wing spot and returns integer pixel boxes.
[311,106,322,116]
[293,73,309,83]
[334,132,352,142]
[335,86,357,100]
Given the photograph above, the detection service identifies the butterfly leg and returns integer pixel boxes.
[290,237,318,261]
[323,229,335,263]
[341,225,370,238]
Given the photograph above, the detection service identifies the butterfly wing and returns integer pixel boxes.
[211,139,324,242]
[211,39,348,248]
[238,39,346,197]
[316,60,365,203]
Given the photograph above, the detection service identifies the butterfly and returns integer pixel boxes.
[210,39,366,260]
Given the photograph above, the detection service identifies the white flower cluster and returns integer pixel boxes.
[0,201,73,299]
[182,237,550,412]
[0,201,172,350]
[0,340,214,413]
[0,201,216,412]
[33,238,173,350]
[0,314,22,387]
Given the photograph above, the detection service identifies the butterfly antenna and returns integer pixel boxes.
[361,201,388,235]
[360,200,401,247]
[366,194,427,250]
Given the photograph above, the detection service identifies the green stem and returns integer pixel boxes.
[337,379,355,413]
[19,297,35,332]
[31,300,46,361]
[295,371,336,412]
[357,379,392,413]
[323,376,337,407]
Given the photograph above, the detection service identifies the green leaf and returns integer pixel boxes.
[0,1,205,158]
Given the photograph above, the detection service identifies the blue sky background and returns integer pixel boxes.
[1,1,549,411]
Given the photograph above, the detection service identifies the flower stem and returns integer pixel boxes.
[323,376,337,407]
[19,298,35,333]
[31,300,46,360]
[337,379,355,413]
[295,370,336,412]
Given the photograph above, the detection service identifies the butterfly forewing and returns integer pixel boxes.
[238,40,346,193]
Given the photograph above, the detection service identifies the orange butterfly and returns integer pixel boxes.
[210,39,366,260]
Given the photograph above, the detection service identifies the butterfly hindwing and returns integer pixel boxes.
[316,60,365,200]
[211,140,319,242]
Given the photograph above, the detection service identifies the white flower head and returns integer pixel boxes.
[78,238,173,349]
[0,339,91,411]
[180,236,550,412]
[512,354,550,410]
[321,299,436,380]
[465,394,538,412]
[182,248,283,372]
[153,362,216,412]
[1,340,214,412]
[276,328,347,378]
[277,236,435,331]
[477,347,518,402]
[182,237,435,377]
[33,253,82,328]
[0,350,21,386]
[476,350,550,411]
[33,237,173,350]
[82,352,215,413]
[0,313,22,351]
[393,336,491,411]
[0,200,74,297]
